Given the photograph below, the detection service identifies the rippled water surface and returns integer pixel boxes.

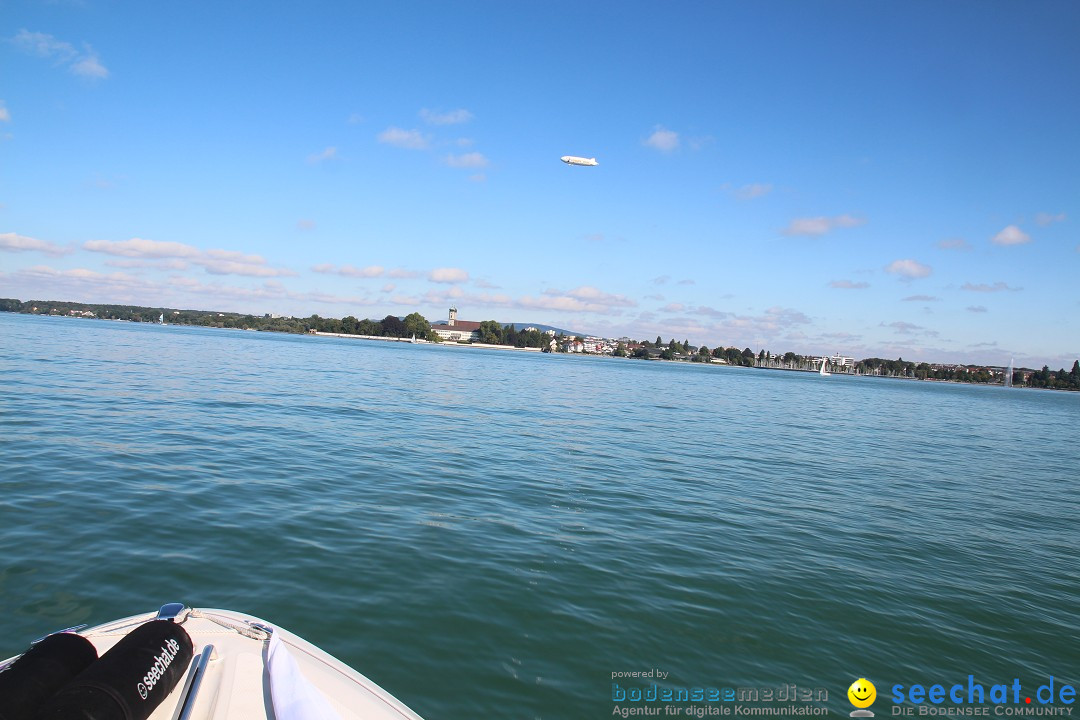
[1,313,1077,718]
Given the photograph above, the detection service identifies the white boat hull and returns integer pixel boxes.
[2,606,424,720]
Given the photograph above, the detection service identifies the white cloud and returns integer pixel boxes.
[390,294,422,306]
[296,219,316,230]
[198,249,296,278]
[821,331,862,342]
[291,289,375,306]
[89,174,118,190]
[0,232,71,256]
[381,283,395,293]
[420,108,473,125]
[83,237,295,277]
[352,265,385,278]
[3,264,156,304]
[512,285,638,316]
[518,294,609,314]
[197,258,271,276]
[347,113,364,124]
[443,152,489,168]
[13,30,108,79]
[785,217,830,236]
[312,263,384,278]
[735,183,773,200]
[760,306,811,327]
[882,320,938,337]
[1035,212,1066,227]
[644,125,679,152]
[886,321,919,334]
[306,146,337,164]
[0,102,9,123]
[961,281,1021,293]
[884,259,932,279]
[936,237,971,251]
[13,29,77,61]
[688,305,731,319]
[22,265,136,283]
[527,288,628,314]
[421,288,514,311]
[967,306,988,313]
[429,267,470,284]
[377,127,429,150]
[84,237,201,259]
[830,214,863,228]
[558,285,636,308]
[71,51,108,79]
[783,214,865,236]
[166,276,373,309]
[106,258,189,270]
[991,225,1031,246]
[206,249,259,262]
[829,280,870,289]
[387,268,420,279]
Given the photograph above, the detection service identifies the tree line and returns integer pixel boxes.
[316,312,437,340]
[1023,362,1080,390]
[473,321,559,348]
[625,337,759,365]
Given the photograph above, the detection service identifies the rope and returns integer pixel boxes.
[186,609,270,641]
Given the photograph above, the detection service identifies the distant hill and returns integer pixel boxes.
[432,320,584,337]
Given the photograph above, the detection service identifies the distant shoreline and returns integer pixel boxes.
[37,312,1071,389]
[2,300,1077,392]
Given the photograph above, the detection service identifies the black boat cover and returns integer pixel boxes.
[0,632,98,720]
[36,620,193,720]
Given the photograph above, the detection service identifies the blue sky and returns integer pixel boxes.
[2,1,1077,367]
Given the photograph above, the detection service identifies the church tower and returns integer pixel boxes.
[448,307,457,327]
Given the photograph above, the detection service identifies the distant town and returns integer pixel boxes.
[3,298,1078,392]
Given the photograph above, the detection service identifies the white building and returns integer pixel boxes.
[830,353,855,368]
[430,307,482,342]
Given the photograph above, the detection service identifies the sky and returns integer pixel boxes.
[1,1,1078,368]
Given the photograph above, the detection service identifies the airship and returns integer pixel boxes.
[561,155,598,166]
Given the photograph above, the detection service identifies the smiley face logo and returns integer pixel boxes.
[848,678,876,709]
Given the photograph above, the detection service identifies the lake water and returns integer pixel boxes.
[1,312,1077,719]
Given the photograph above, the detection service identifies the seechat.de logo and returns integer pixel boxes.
[849,678,877,718]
